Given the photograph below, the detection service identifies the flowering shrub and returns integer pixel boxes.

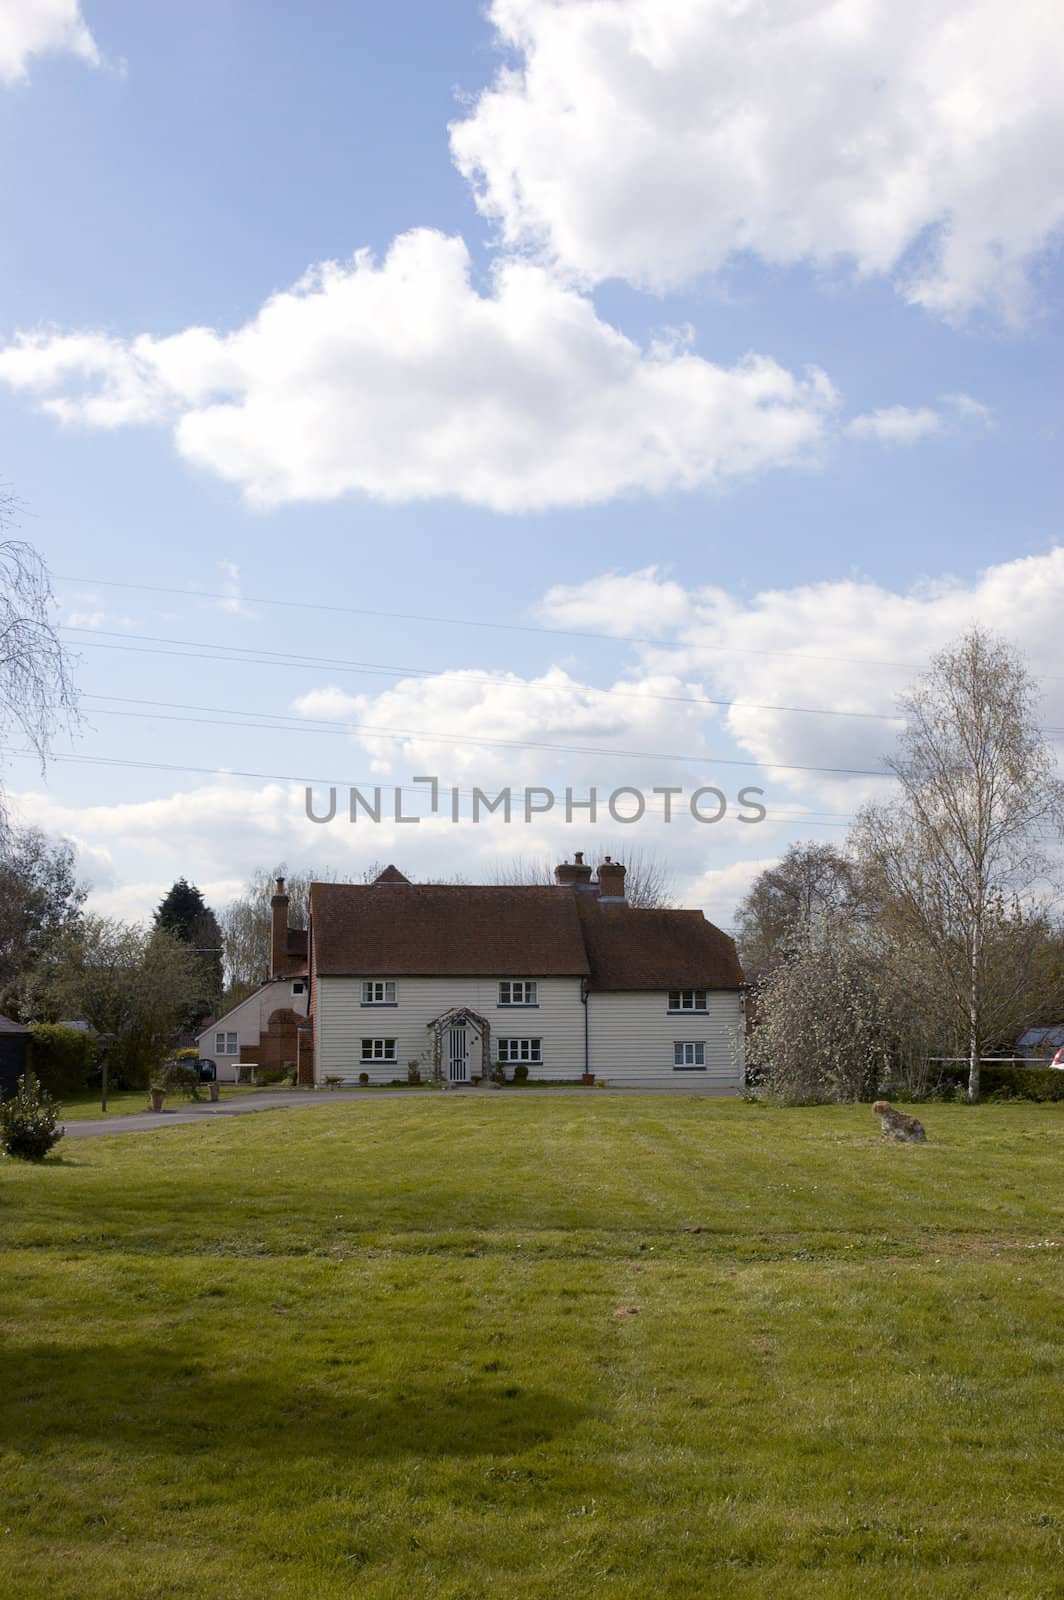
[0,1075,64,1162]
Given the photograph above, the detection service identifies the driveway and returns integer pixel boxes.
[62,1083,737,1138]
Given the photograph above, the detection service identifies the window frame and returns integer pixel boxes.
[360,1037,397,1062]
[497,1037,542,1064]
[215,1030,238,1056]
[673,1040,706,1071]
[498,979,539,1007]
[667,988,708,1013]
[361,980,397,1006]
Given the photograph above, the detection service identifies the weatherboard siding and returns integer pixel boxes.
[314,976,587,1083]
[588,990,744,1088]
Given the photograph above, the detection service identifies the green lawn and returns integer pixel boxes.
[1,1098,1061,1599]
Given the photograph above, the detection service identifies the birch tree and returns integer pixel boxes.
[855,629,1064,1102]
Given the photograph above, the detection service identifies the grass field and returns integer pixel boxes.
[1,1097,1062,1598]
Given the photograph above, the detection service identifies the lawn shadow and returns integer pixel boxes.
[0,1342,587,1462]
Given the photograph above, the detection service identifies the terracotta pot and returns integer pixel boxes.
[208,1083,220,1103]
[581,1073,595,1086]
[149,1089,165,1112]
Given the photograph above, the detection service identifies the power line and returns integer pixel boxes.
[75,692,892,777]
[53,571,947,672]
[61,625,912,725]
[1,748,856,826]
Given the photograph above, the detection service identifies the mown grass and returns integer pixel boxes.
[1,1097,1061,1598]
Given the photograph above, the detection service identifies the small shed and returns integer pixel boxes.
[1015,1025,1064,1062]
[0,1015,31,1100]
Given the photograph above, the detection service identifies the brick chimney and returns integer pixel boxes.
[555,850,594,889]
[596,856,627,901]
[270,876,290,977]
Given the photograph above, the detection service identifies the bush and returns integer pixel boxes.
[28,1023,97,1098]
[0,1075,64,1162]
[254,1066,291,1086]
[358,1071,369,1085]
[407,1060,422,1084]
[512,1064,529,1083]
[154,1060,201,1100]
[932,1064,1064,1102]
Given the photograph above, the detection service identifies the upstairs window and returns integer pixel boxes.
[498,1038,542,1063]
[498,980,538,1006]
[361,980,397,1005]
[361,1038,396,1062]
[668,989,707,1012]
[673,1041,706,1070]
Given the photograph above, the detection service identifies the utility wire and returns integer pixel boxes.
[72,694,892,777]
[61,626,911,725]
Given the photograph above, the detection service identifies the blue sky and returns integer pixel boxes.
[1,0,1062,922]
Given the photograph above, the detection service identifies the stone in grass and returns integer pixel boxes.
[872,1100,927,1143]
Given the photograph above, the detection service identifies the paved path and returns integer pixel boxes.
[62,1084,736,1138]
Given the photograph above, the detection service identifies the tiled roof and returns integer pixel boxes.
[309,878,743,989]
[576,895,744,990]
[311,882,590,977]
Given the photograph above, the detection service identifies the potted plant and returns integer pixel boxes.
[208,1081,220,1102]
[490,1061,506,1087]
[407,1060,422,1085]
[581,1071,595,1086]
[358,1071,370,1086]
[149,1084,166,1112]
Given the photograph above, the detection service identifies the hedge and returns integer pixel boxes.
[935,1063,1064,1102]
[28,1024,98,1098]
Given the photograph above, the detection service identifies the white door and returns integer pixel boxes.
[448,1026,469,1083]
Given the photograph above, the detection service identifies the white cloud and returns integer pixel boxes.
[0,0,99,84]
[451,0,1064,323]
[847,406,943,445]
[537,566,692,638]
[291,663,716,787]
[0,229,839,511]
[539,548,1064,811]
[848,393,993,443]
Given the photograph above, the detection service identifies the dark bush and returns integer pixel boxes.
[933,1064,1064,1102]
[28,1023,97,1098]
[0,1074,64,1162]
[512,1064,529,1083]
[155,1060,202,1100]
[358,1071,369,1085]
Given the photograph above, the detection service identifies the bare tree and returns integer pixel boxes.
[855,628,1064,1102]
[735,842,859,977]
[219,863,381,999]
[494,843,674,908]
[1,496,79,821]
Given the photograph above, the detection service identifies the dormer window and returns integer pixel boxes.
[668,989,707,1012]
[362,980,397,1005]
[498,980,538,1006]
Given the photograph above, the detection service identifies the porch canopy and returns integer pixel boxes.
[427,1006,492,1081]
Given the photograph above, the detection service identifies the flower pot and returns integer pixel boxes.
[581,1073,595,1086]
[149,1089,165,1112]
[208,1083,220,1103]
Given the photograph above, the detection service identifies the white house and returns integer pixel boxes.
[300,856,745,1090]
[196,880,310,1081]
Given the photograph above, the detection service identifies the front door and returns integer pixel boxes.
[448,1026,469,1083]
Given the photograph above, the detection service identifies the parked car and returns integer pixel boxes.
[195,1058,217,1083]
